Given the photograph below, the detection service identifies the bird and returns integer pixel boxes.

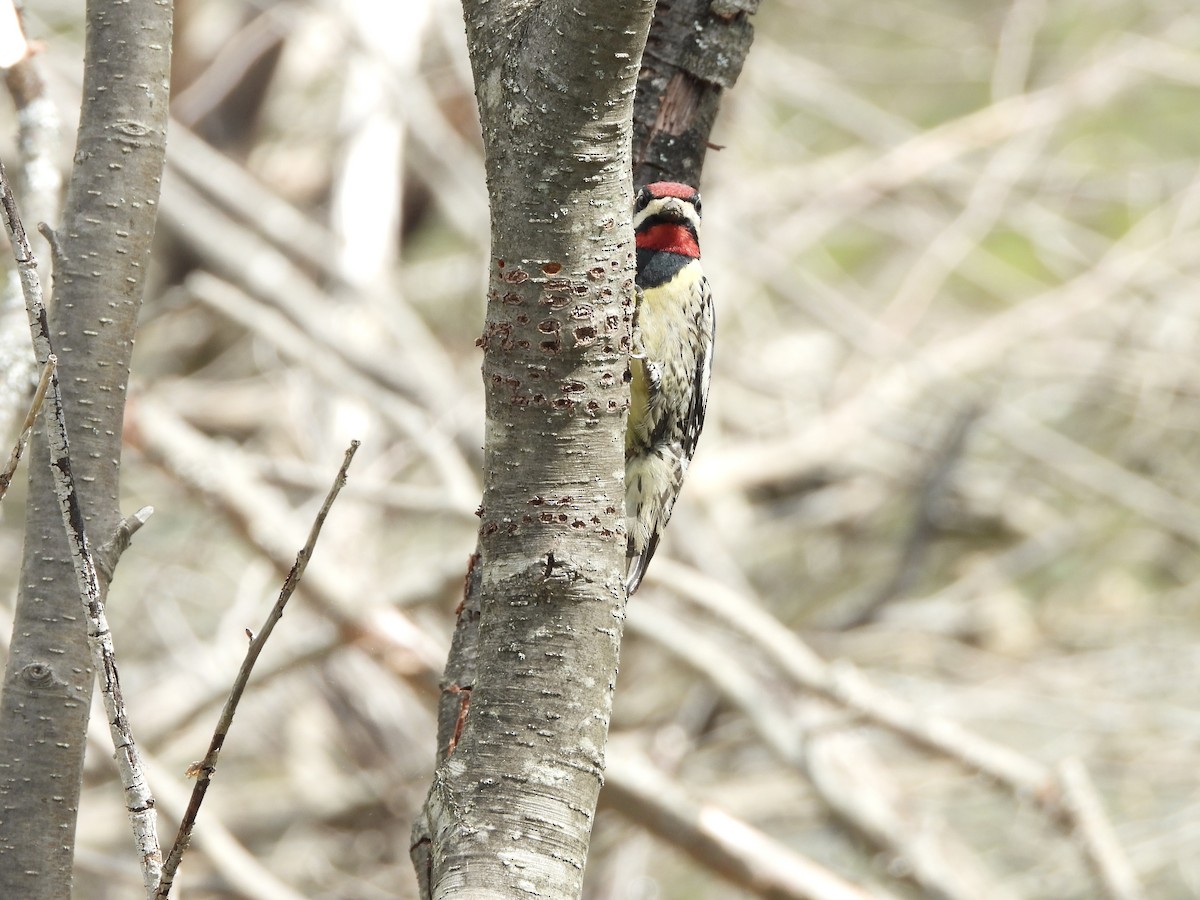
[625,181,715,594]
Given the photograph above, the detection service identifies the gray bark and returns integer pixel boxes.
[410,1,654,896]
[0,0,172,896]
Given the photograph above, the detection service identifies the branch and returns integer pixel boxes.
[633,0,759,185]
[94,505,155,584]
[654,561,1148,898]
[412,1,657,894]
[628,602,1013,899]
[1057,757,1146,900]
[0,155,162,896]
[0,0,61,440]
[836,402,982,629]
[806,730,1019,900]
[129,396,451,681]
[155,441,360,900]
[604,746,878,900]
[0,350,52,501]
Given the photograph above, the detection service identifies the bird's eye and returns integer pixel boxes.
[692,193,702,214]
[634,187,652,212]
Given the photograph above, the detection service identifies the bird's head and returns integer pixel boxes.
[634,182,702,230]
[634,182,702,258]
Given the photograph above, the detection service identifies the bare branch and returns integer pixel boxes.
[0,351,52,501]
[94,506,155,584]
[806,730,1019,900]
[155,441,360,900]
[651,561,1156,898]
[0,0,61,441]
[1058,757,1146,900]
[604,746,878,900]
[130,396,451,679]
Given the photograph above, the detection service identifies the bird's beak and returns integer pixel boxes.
[655,198,689,221]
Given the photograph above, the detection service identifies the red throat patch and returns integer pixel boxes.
[636,223,700,258]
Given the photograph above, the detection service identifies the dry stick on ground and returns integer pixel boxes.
[0,352,52,501]
[166,121,344,285]
[805,730,1019,900]
[657,559,1051,789]
[0,158,162,895]
[603,745,879,900]
[154,440,360,900]
[1057,757,1147,900]
[170,3,293,130]
[652,560,1146,898]
[628,602,1007,900]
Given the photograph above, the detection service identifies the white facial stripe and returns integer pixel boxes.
[633,196,701,232]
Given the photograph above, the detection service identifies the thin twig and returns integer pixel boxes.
[131,396,450,680]
[0,350,52,500]
[837,402,982,629]
[154,440,360,900]
[0,0,61,441]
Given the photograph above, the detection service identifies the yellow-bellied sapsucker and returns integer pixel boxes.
[625,181,715,594]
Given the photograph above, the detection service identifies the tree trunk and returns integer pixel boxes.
[633,0,757,187]
[0,0,172,896]
[410,1,654,897]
